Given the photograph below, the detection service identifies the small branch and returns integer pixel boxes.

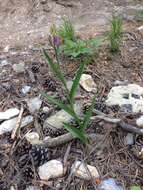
[43,133,102,147]
[11,106,24,139]
[119,122,143,135]
[43,133,74,147]
[91,115,121,124]
[93,109,143,135]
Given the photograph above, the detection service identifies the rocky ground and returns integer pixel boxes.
[0,0,143,190]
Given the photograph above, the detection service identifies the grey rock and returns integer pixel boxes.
[26,186,41,190]
[0,60,10,67]
[124,133,134,145]
[43,102,82,130]
[26,97,42,114]
[12,62,25,73]
[0,115,33,135]
[21,85,31,95]
[98,178,124,190]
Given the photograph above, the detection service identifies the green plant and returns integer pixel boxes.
[108,14,123,53]
[130,186,141,190]
[58,18,75,41]
[42,47,96,144]
[59,38,103,58]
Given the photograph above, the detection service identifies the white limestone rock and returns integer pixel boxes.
[0,115,33,135]
[26,97,42,114]
[38,160,64,180]
[106,84,143,113]
[0,108,19,121]
[79,74,97,92]
[136,116,143,128]
[26,186,41,190]
[12,62,25,73]
[71,161,99,180]
[25,132,40,144]
[43,103,82,129]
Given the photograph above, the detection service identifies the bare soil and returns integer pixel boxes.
[0,0,143,190]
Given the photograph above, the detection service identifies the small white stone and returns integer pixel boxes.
[79,74,96,92]
[0,60,10,67]
[0,108,19,121]
[12,62,25,73]
[10,186,16,190]
[71,161,99,180]
[38,160,64,180]
[136,116,143,127]
[124,133,134,145]
[3,45,10,53]
[26,186,41,190]
[98,178,124,190]
[25,132,40,144]
[0,115,33,135]
[21,85,31,95]
[137,25,143,31]
[42,106,50,113]
[26,97,42,114]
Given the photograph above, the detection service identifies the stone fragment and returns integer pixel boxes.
[136,116,143,128]
[12,62,25,73]
[38,160,64,180]
[79,74,96,92]
[124,133,134,145]
[43,103,82,129]
[71,161,99,180]
[25,132,40,144]
[0,115,33,135]
[98,178,124,190]
[0,108,19,121]
[21,85,31,95]
[26,97,42,114]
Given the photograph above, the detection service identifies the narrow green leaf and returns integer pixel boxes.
[83,95,96,130]
[70,62,85,102]
[42,92,75,117]
[63,123,88,144]
[43,49,68,92]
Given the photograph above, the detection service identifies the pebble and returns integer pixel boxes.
[38,160,64,180]
[98,178,124,190]
[136,116,143,127]
[0,108,19,121]
[26,186,41,190]
[124,133,134,145]
[71,161,99,180]
[3,45,10,53]
[43,103,82,129]
[26,97,42,114]
[0,115,33,135]
[0,60,10,67]
[12,62,25,73]
[79,74,97,92]
[21,85,31,95]
[114,80,128,86]
[25,132,40,144]
[42,106,50,113]
[137,25,143,32]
